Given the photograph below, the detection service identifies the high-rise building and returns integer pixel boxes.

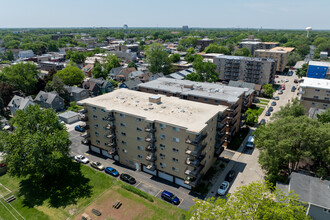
[213,55,276,85]
[182,25,189,32]
[307,61,330,79]
[79,89,228,189]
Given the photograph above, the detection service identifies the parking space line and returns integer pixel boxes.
[155,190,162,197]
[135,182,141,187]
[84,153,89,156]
[177,197,184,207]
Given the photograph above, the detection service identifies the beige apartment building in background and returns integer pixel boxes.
[79,89,228,189]
[254,47,295,72]
[299,77,330,111]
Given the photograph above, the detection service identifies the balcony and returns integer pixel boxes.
[146,154,157,162]
[217,132,225,140]
[80,109,87,114]
[107,134,116,139]
[218,114,227,123]
[146,144,156,152]
[185,165,204,177]
[108,146,117,155]
[217,123,226,131]
[185,143,207,157]
[184,174,202,187]
[186,154,205,167]
[185,133,207,145]
[214,146,225,157]
[145,126,156,133]
[108,141,117,147]
[146,163,156,171]
[106,123,115,130]
[145,135,155,143]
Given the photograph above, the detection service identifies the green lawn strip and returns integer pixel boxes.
[117,186,189,220]
[256,107,265,116]
[121,184,154,202]
[258,99,270,103]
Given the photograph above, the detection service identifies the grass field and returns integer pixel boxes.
[0,165,188,220]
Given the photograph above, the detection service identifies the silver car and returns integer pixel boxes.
[217,181,230,196]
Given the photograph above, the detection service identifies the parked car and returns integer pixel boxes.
[81,139,90,145]
[120,173,136,184]
[161,190,180,205]
[225,170,236,182]
[218,181,230,196]
[278,90,283,95]
[274,96,280,100]
[75,125,85,132]
[91,161,105,170]
[105,167,119,177]
[285,79,289,82]
[275,75,279,78]
[74,155,89,164]
[281,85,285,90]
[294,79,298,83]
[259,119,266,125]
[271,101,276,106]
[268,107,273,112]
[291,86,296,92]
[265,111,271,116]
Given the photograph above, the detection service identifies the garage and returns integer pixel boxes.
[158,171,174,182]
[142,165,157,175]
[90,146,101,154]
[102,149,113,159]
[58,111,79,124]
[175,177,192,189]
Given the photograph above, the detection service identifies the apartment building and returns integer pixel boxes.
[307,61,330,79]
[238,35,279,55]
[254,47,295,72]
[299,77,330,111]
[196,38,214,51]
[79,89,228,189]
[213,55,276,85]
[138,78,253,146]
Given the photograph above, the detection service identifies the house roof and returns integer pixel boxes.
[110,67,123,75]
[280,172,330,209]
[122,78,143,89]
[228,80,255,95]
[82,64,94,72]
[8,95,34,109]
[35,91,61,104]
[64,86,86,94]
[129,70,144,78]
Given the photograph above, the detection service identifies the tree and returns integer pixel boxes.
[189,55,219,82]
[170,54,181,63]
[185,72,203,82]
[233,48,251,56]
[109,79,119,88]
[262,84,274,98]
[190,181,310,220]
[185,47,196,63]
[55,66,85,86]
[45,76,67,95]
[0,97,4,116]
[316,108,330,123]
[103,54,121,74]
[1,62,39,94]
[0,82,14,106]
[47,40,59,52]
[204,44,231,55]
[67,101,84,112]
[145,43,172,75]
[287,52,302,67]
[66,51,86,64]
[273,99,305,119]
[0,105,71,178]
[296,63,308,78]
[178,37,198,49]
[92,59,106,79]
[127,61,138,69]
[244,108,259,125]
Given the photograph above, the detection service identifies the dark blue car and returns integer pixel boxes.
[75,125,85,132]
[105,167,119,177]
[161,190,180,205]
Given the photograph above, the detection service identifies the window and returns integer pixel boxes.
[172,158,178,162]
[313,96,319,99]
[312,102,317,106]
[323,104,328,107]
[137,137,142,141]
[120,122,126,127]
[121,132,126,136]
[172,148,179,153]
[122,149,127,153]
[95,132,99,137]
[172,167,179,172]
[120,113,125,118]
[92,107,96,111]
[215,100,220,104]
[160,134,166,139]
[101,108,106,112]
[194,96,198,100]
[173,137,180,143]
[159,123,166,129]
[327,90,330,94]
[136,118,142,122]
[138,155,143,159]
[93,115,98,120]
[137,146,143,151]
[315,89,320,92]
[172,127,180,132]
[160,162,166,168]
[96,140,100,144]
[122,140,127,145]
[94,124,98,128]
[325,97,330,101]
[160,153,166,159]
[204,98,209,101]
[155,90,159,92]
[160,144,165,150]
[136,127,142,131]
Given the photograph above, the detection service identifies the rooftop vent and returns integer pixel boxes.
[149,95,161,104]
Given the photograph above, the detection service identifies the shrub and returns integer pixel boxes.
[121,184,154,202]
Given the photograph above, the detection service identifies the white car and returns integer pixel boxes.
[74,155,89,164]
[285,79,289,82]
[218,181,230,196]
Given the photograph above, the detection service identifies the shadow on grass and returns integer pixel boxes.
[18,160,91,208]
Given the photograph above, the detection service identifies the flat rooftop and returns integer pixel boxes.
[138,77,249,104]
[270,46,295,52]
[308,60,330,67]
[79,89,227,133]
[215,55,275,63]
[300,77,330,90]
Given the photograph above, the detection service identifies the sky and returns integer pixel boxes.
[0,0,328,29]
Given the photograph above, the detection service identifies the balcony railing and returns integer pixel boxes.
[146,144,156,152]
[185,143,207,157]
[185,154,205,167]
[107,134,116,139]
[184,174,202,187]
[185,164,204,177]
[145,135,155,143]
[146,163,156,171]
[185,133,207,145]
[108,141,116,147]
[146,154,157,162]
[106,123,115,130]
[217,123,226,131]
[145,127,156,133]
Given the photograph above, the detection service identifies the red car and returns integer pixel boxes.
[275,75,279,78]
[281,85,285,90]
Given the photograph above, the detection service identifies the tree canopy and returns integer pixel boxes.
[317,108,330,123]
[204,44,231,55]
[190,181,310,220]
[272,98,305,119]
[103,54,121,74]
[45,76,67,95]
[233,48,251,56]
[296,63,308,78]
[262,84,274,98]
[145,43,172,75]
[127,61,138,69]
[0,105,72,178]
[170,53,181,63]
[55,66,85,86]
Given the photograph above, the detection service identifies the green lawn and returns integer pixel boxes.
[0,165,188,220]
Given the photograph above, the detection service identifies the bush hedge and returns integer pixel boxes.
[121,184,154,202]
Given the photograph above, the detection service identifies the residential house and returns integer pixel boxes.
[82,78,113,96]
[128,70,144,80]
[82,64,94,77]
[34,91,65,111]
[64,86,89,102]
[7,95,35,115]
[109,67,123,79]
[277,172,330,220]
[115,67,136,81]
[18,50,34,59]
[149,73,164,81]
[119,79,142,90]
